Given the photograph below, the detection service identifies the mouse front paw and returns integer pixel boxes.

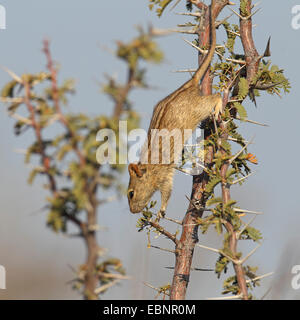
[155,210,166,222]
[213,95,223,120]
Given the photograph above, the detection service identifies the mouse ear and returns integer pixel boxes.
[128,163,145,178]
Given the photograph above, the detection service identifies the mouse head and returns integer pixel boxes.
[127,163,154,213]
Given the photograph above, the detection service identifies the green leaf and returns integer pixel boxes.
[148,0,173,17]
[242,226,263,242]
[1,80,18,98]
[206,197,222,207]
[205,176,221,194]
[237,78,249,100]
[220,139,231,153]
[234,102,248,120]
[215,219,223,235]
[215,255,229,278]
[224,199,237,209]
[57,144,72,161]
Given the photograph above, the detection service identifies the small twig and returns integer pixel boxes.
[148,221,178,244]
[43,39,86,168]
[143,282,170,296]
[150,245,175,254]
[163,215,182,225]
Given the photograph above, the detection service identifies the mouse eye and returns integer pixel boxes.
[128,190,134,199]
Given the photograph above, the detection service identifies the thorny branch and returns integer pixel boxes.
[170,0,231,300]
[7,40,137,299]
[168,0,267,300]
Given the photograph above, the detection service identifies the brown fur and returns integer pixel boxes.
[127,0,222,218]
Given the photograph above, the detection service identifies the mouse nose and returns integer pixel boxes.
[128,200,145,214]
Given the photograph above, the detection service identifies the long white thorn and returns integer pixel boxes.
[252,2,261,9]
[239,242,263,265]
[10,113,32,125]
[216,13,234,27]
[231,171,255,185]
[176,12,201,17]
[196,243,220,255]
[227,137,252,144]
[171,28,198,34]
[94,279,120,295]
[182,38,206,54]
[229,136,254,164]
[171,69,197,73]
[149,28,175,36]
[163,216,182,225]
[150,245,175,254]
[229,7,261,21]
[197,244,237,263]
[235,116,269,127]
[0,65,23,83]
[246,272,274,284]
[229,8,244,19]
[234,208,263,215]
[169,0,182,12]
[0,97,24,103]
[237,214,258,239]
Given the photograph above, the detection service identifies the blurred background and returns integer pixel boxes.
[0,0,300,299]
